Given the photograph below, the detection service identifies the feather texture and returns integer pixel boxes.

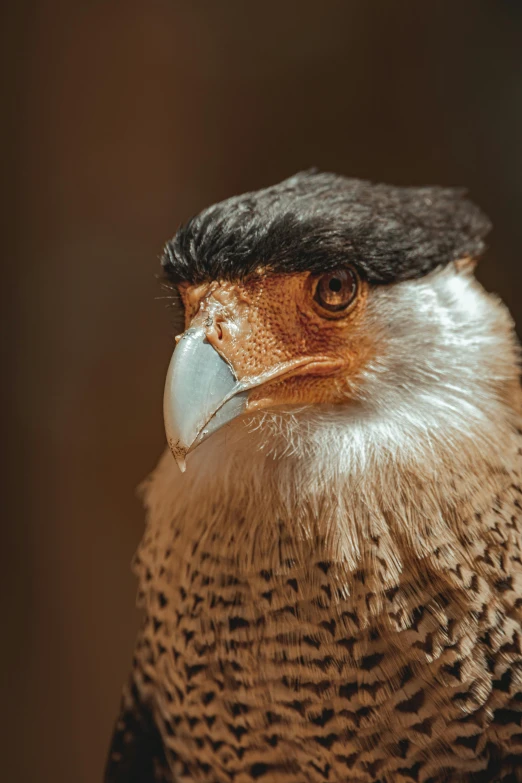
[111,267,522,782]
[162,171,491,286]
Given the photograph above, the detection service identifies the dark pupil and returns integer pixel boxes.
[328,277,342,293]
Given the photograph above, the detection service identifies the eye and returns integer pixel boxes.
[314,268,358,313]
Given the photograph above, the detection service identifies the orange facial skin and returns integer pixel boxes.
[177,269,375,412]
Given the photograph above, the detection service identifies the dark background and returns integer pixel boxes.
[3,2,522,781]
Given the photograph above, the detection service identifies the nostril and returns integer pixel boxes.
[216,323,223,341]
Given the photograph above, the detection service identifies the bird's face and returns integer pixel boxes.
[161,172,503,473]
[165,267,376,469]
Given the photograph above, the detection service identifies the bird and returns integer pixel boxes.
[105,171,522,783]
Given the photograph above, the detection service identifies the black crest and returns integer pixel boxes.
[162,171,491,285]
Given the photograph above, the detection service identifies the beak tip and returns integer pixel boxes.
[167,437,188,473]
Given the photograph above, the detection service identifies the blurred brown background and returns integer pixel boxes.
[2,1,522,781]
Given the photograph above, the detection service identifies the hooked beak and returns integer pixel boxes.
[163,327,248,472]
[164,326,324,472]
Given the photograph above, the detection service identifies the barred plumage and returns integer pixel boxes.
[106,174,522,783]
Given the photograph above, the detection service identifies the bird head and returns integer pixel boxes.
[161,171,515,474]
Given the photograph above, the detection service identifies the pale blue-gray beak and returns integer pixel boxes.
[164,327,248,471]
